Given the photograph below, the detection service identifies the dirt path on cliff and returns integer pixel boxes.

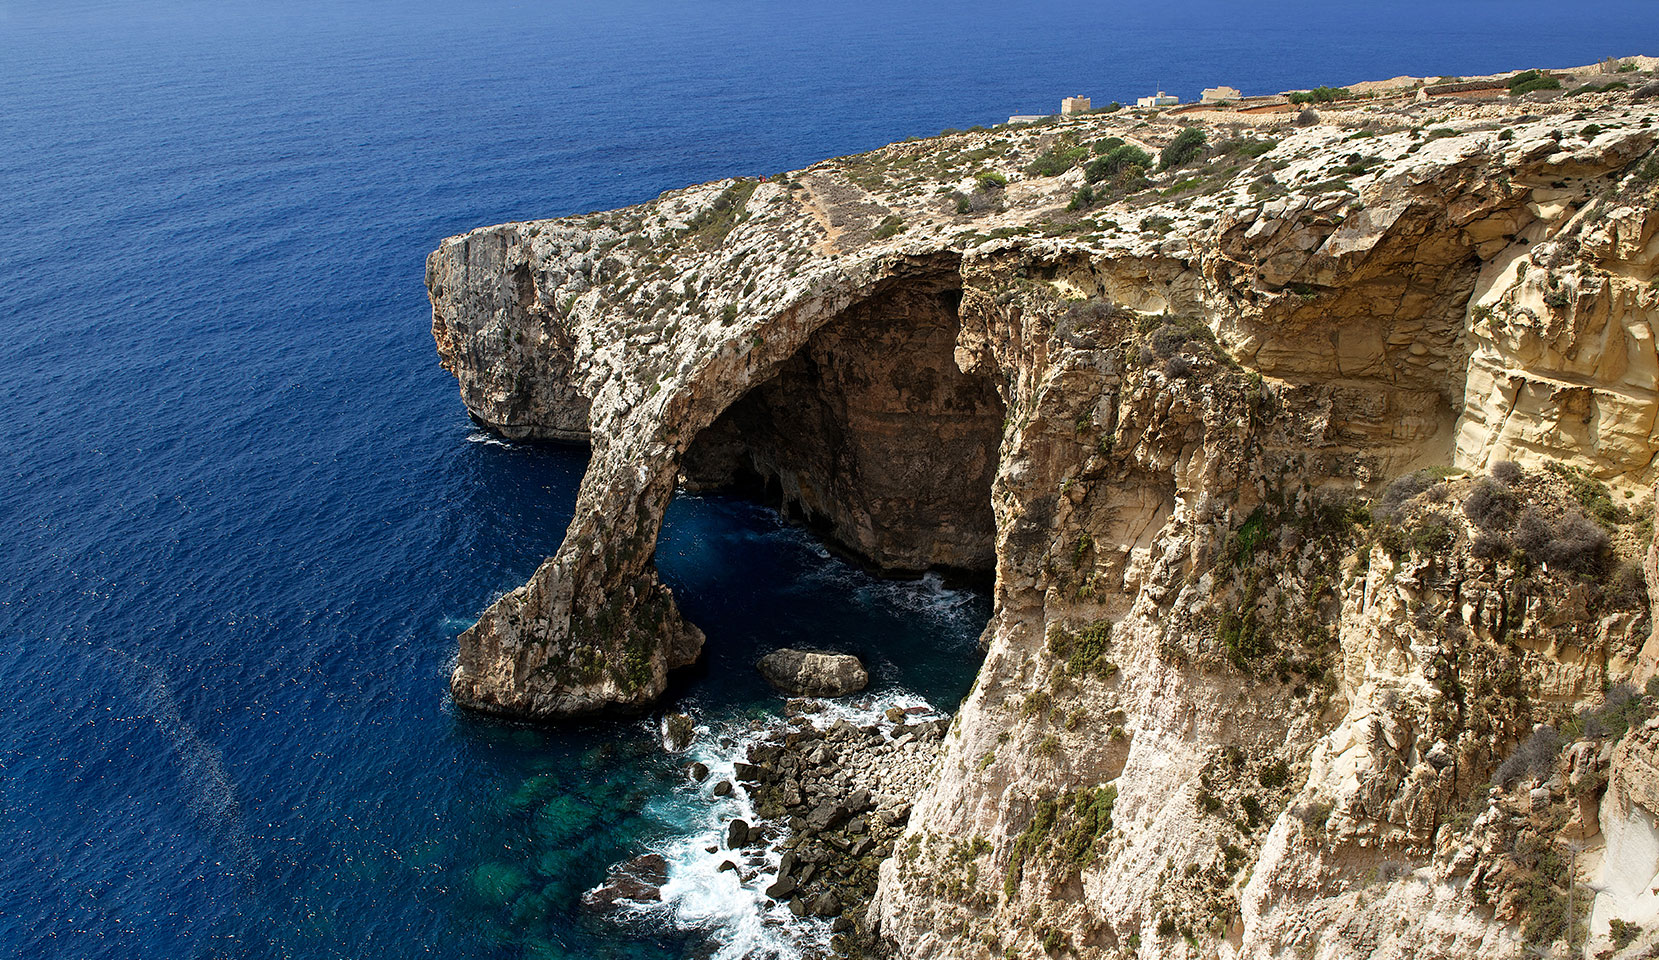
[795,172,847,256]
[794,171,900,256]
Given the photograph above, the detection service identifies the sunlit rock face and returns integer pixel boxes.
[431,76,1659,958]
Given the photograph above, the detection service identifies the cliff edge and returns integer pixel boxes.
[430,68,1659,957]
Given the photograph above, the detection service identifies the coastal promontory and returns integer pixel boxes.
[431,62,1659,957]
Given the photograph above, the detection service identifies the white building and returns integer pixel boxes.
[1136,91,1180,108]
[1200,85,1241,103]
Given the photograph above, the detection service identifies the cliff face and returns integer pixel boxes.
[681,267,1005,573]
[431,79,1659,956]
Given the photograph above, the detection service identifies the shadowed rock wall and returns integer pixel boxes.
[430,83,1659,958]
[683,274,1003,574]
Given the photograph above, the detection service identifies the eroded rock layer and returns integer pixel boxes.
[432,70,1659,958]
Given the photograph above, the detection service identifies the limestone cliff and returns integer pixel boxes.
[431,69,1659,957]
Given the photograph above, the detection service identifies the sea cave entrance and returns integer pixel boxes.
[681,265,1005,581]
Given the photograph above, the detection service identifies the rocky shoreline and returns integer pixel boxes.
[740,702,948,956]
[589,699,949,958]
[439,58,1659,958]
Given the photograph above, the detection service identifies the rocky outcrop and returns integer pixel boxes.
[718,704,948,952]
[432,72,1659,957]
[757,649,871,697]
[582,853,668,912]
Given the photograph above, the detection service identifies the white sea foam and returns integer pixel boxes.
[464,430,514,448]
[858,571,983,633]
[801,562,985,635]
[627,692,945,958]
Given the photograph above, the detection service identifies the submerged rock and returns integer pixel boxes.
[756,649,869,697]
[582,853,667,911]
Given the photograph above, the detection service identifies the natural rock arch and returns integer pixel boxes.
[446,252,1004,719]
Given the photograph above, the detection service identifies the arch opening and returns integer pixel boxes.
[681,269,1005,580]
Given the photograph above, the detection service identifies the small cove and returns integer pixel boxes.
[437,470,991,960]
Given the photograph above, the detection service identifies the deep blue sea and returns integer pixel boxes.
[1,2,1650,957]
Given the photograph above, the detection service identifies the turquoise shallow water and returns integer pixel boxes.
[1,0,1651,956]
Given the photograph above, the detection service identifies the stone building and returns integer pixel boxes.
[1135,90,1179,108]
[1061,96,1091,115]
[1201,85,1241,103]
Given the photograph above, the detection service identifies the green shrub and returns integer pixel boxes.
[1508,70,1563,96]
[1215,136,1279,159]
[1225,507,1273,569]
[1140,214,1174,234]
[974,170,1008,190]
[1546,462,1630,527]
[1003,798,1058,897]
[1055,785,1116,866]
[1219,607,1270,668]
[1159,127,1208,170]
[1409,520,1452,555]
[1066,185,1095,211]
[1085,143,1153,181]
[682,179,758,247]
[872,214,906,240]
[1027,144,1088,177]
[1049,621,1117,680]
[1288,86,1352,105]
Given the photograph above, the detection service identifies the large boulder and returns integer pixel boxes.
[757,649,869,697]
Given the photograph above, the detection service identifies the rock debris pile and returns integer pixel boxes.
[722,703,948,951]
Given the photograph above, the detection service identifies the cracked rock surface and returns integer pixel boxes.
[432,69,1659,957]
